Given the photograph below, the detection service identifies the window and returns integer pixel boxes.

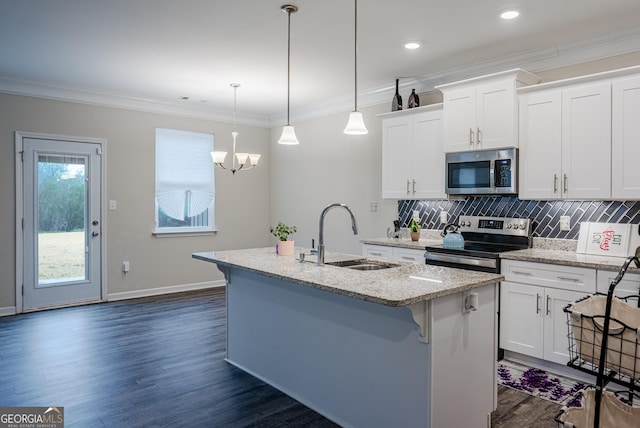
[154,128,215,235]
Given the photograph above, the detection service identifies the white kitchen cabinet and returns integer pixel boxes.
[500,260,596,365]
[362,244,424,263]
[380,105,445,199]
[519,81,611,199]
[436,69,540,153]
[612,75,640,199]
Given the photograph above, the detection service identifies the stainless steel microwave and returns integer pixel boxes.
[445,148,518,196]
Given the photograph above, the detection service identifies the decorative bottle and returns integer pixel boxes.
[408,89,420,108]
[391,78,402,111]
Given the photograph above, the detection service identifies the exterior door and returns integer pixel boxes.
[20,135,103,311]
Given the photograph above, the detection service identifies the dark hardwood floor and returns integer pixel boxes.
[0,288,560,427]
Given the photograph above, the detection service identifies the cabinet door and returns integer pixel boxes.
[382,116,413,198]
[612,76,640,199]
[442,87,476,152]
[518,90,562,199]
[499,281,544,358]
[543,288,585,365]
[562,82,612,199]
[476,80,515,150]
[412,110,445,199]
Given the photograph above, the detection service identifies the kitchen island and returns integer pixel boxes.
[193,248,503,428]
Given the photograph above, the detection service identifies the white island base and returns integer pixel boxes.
[222,267,497,428]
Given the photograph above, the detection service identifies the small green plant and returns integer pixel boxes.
[409,219,422,233]
[269,222,297,241]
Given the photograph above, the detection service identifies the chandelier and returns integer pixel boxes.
[211,83,261,174]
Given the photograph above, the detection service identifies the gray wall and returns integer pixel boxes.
[0,94,270,310]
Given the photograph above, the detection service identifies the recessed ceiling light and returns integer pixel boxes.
[500,10,519,20]
[404,41,421,50]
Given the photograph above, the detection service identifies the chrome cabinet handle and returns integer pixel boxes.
[563,174,568,193]
[536,293,541,314]
[469,128,474,145]
[370,251,383,256]
[513,270,532,276]
[477,127,481,144]
[546,295,551,316]
[412,180,416,194]
[400,256,415,261]
[557,276,580,282]
[553,174,558,193]
[406,179,410,194]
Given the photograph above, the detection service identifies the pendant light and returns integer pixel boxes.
[278,4,300,145]
[211,83,261,174]
[343,0,368,135]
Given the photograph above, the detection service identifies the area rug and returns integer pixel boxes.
[498,360,586,407]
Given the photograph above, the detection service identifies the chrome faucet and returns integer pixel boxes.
[317,203,358,265]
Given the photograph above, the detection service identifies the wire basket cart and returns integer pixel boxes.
[556,252,640,428]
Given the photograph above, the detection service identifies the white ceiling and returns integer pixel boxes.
[1,0,640,127]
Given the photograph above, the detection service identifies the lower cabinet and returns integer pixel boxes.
[500,281,586,364]
[499,260,596,365]
[362,244,424,263]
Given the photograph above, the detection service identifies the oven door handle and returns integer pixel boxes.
[424,252,497,270]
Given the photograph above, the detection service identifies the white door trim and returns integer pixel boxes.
[15,131,108,313]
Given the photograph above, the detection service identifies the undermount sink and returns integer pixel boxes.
[324,258,400,271]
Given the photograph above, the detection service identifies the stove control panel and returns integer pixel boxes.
[457,216,531,237]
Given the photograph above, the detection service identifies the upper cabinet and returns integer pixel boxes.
[436,69,540,153]
[518,66,640,200]
[380,104,445,199]
[612,75,640,199]
[519,82,611,199]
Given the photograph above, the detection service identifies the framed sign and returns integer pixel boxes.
[577,222,631,257]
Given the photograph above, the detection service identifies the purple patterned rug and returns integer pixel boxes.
[498,360,586,406]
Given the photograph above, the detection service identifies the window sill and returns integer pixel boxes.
[152,229,218,238]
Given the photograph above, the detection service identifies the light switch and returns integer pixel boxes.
[559,216,571,231]
[440,211,448,224]
[109,200,117,211]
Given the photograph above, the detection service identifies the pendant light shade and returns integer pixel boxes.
[278,125,299,145]
[344,111,368,135]
[343,0,368,135]
[278,4,300,145]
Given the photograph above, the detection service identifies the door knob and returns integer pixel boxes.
[92,231,99,237]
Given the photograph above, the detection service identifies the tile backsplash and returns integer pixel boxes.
[399,198,640,240]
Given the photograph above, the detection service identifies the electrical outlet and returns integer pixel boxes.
[109,200,117,210]
[440,211,448,223]
[369,201,378,212]
[122,261,130,273]
[559,216,571,231]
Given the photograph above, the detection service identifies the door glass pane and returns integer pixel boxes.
[37,154,87,286]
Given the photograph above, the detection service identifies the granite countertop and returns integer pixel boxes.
[193,247,503,307]
[500,247,640,272]
[361,237,442,250]
[364,235,639,273]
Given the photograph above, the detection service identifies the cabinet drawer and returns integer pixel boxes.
[597,269,640,297]
[502,260,596,293]
[395,248,425,263]
[362,244,393,260]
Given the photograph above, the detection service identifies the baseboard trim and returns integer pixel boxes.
[107,280,225,302]
[0,306,17,317]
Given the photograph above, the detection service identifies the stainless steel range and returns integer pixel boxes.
[424,215,532,273]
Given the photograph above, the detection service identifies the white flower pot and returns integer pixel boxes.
[277,240,294,256]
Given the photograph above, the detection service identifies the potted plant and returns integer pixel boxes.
[409,219,422,241]
[269,222,297,256]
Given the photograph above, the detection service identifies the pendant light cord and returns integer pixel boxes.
[354,0,358,111]
[286,7,292,126]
